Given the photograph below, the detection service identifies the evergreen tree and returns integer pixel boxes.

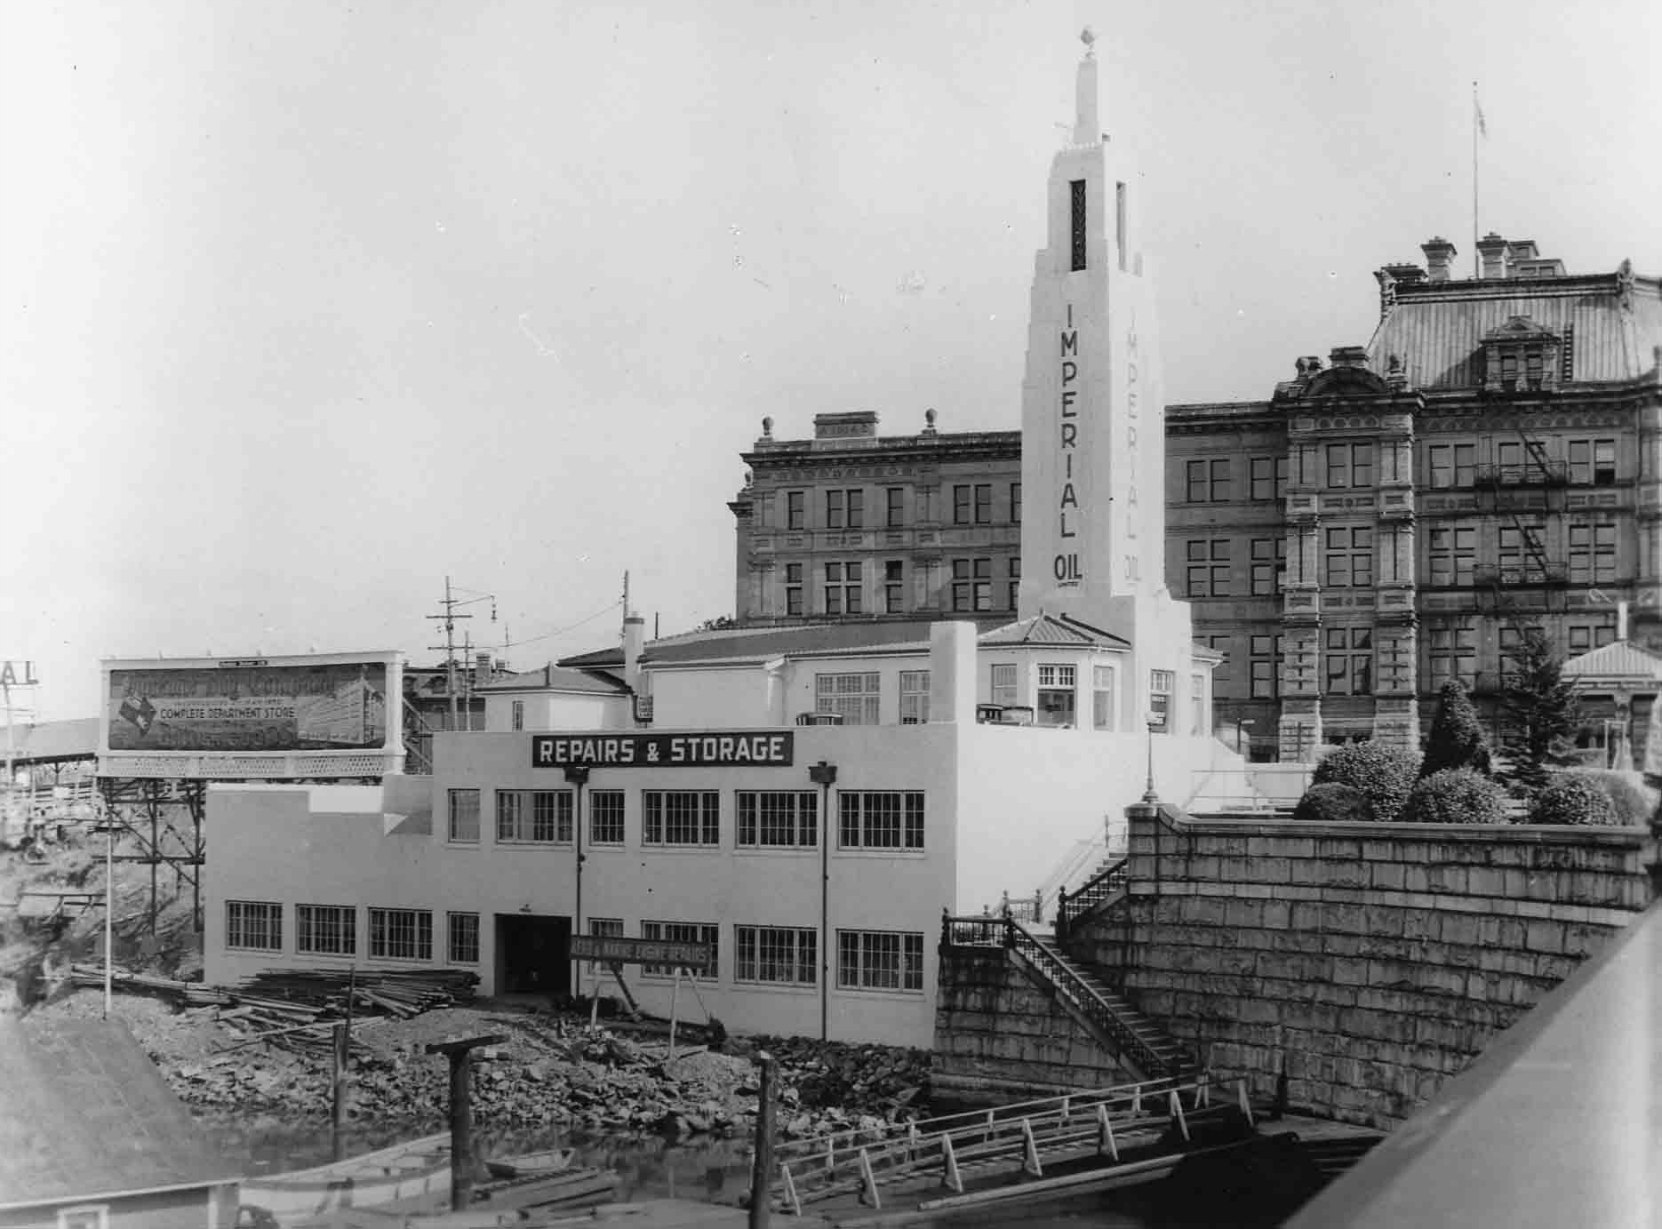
[1420,678,1492,778]
[1498,626,1582,794]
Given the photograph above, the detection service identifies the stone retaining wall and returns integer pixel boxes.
[932,946,1135,1103]
[1072,804,1653,1129]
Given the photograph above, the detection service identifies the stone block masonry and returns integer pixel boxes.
[933,947,1137,1103]
[1071,804,1653,1131]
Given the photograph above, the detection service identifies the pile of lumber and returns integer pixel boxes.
[240,967,478,1018]
[66,964,479,1055]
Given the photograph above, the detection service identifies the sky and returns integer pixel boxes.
[2,0,1659,723]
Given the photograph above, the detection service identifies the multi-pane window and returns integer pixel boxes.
[586,917,624,974]
[736,791,818,848]
[1205,634,1233,689]
[1185,539,1230,598]
[1428,526,1477,586]
[1428,443,1476,488]
[1250,537,1285,595]
[1011,483,1022,524]
[839,791,925,850]
[1250,634,1281,699]
[973,484,992,524]
[369,908,433,961]
[825,488,864,530]
[885,487,905,528]
[497,790,573,844]
[952,485,972,525]
[1036,663,1077,728]
[226,901,282,951]
[1498,521,1548,581]
[296,904,355,956]
[1185,458,1230,502]
[1427,623,1476,688]
[1190,673,1207,736]
[1567,623,1617,654]
[1250,456,1288,502]
[1323,527,1373,588]
[447,912,479,964]
[511,701,525,732]
[883,561,905,614]
[1092,664,1116,730]
[589,790,625,845]
[1325,443,1374,489]
[786,490,805,530]
[951,558,992,612]
[642,791,720,847]
[899,671,931,725]
[1568,438,1617,486]
[815,671,881,725]
[785,562,803,616]
[735,925,818,986]
[824,561,863,615]
[448,789,480,844]
[1568,522,1617,584]
[1007,557,1021,610]
[640,921,718,979]
[1149,669,1175,731]
[838,930,925,992]
[990,663,1018,708]
[1324,627,1373,696]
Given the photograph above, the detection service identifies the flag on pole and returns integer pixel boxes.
[1474,88,1488,138]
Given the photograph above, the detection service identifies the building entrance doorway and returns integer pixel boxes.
[495,914,571,998]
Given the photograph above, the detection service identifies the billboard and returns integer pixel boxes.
[100,652,403,779]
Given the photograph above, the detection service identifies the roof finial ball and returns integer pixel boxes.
[1080,26,1096,57]
[761,415,774,439]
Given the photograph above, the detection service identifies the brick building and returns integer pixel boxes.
[730,236,1661,761]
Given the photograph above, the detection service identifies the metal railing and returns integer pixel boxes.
[1054,857,1129,937]
[941,907,1180,1082]
[769,1072,1241,1215]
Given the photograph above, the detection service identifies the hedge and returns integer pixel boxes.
[1292,782,1374,823]
[1530,773,1620,826]
[1311,741,1420,823]
[1402,768,1509,825]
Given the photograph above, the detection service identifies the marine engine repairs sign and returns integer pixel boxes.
[569,934,714,968]
[532,732,794,768]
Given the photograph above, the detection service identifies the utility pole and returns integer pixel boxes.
[426,1034,507,1211]
[427,577,496,734]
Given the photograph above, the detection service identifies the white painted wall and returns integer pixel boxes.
[205,724,960,1048]
[648,666,773,729]
[483,690,627,733]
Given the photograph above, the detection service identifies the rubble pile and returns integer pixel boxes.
[738,1035,932,1138]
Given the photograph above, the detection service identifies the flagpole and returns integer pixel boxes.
[1472,81,1480,280]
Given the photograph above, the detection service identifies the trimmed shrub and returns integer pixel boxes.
[1402,768,1509,825]
[1292,782,1374,823]
[1565,770,1658,827]
[1421,680,1492,777]
[1311,741,1420,823]
[1530,773,1620,826]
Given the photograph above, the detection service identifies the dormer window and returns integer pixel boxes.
[1480,316,1563,394]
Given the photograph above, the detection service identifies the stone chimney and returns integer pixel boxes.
[1421,237,1458,282]
[1476,232,1510,280]
[1507,239,1539,263]
[623,612,646,695]
[473,652,492,690]
[1329,345,1369,370]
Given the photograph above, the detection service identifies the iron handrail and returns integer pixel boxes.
[1055,856,1130,935]
[1004,917,1175,1081]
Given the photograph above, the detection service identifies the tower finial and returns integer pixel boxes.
[1073,29,1100,144]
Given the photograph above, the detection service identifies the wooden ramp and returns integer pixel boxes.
[769,1074,1255,1220]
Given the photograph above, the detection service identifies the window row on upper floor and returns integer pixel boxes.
[776,557,1020,618]
[755,483,1021,531]
[443,787,927,852]
[1179,436,1623,502]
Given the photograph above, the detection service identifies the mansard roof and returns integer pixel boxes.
[1366,263,1661,390]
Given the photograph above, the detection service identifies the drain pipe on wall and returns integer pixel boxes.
[564,764,591,996]
[809,760,839,1042]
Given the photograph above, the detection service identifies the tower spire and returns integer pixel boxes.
[1073,27,1099,145]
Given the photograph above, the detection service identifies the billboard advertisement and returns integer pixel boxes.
[100,653,402,778]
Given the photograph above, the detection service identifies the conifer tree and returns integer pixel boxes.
[1420,678,1492,778]
[1498,626,1582,794]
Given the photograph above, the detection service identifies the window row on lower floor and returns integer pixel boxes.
[223,900,924,992]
